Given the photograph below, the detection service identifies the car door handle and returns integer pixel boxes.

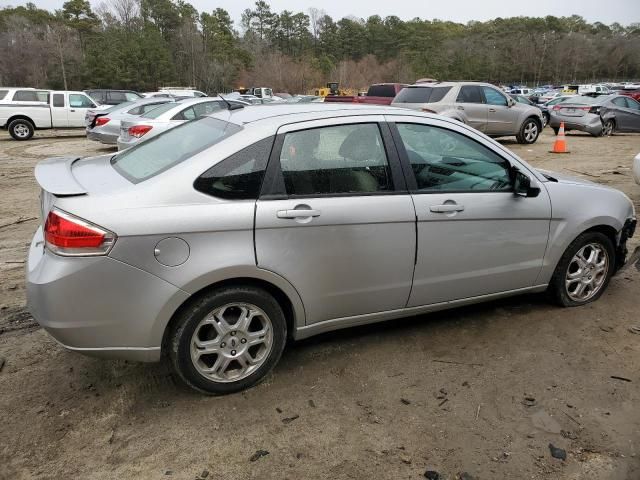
[456,106,465,110]
[277,209,321,219]
[488,108,496,112]
[430,204,465,213]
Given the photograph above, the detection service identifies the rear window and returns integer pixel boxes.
[111,117,242,183]
[142,102,178,119]
[126,101,168,115]
[367,85,398,97]
[0,90,8,100]
[394,86,451,104]
[14,90,49,102]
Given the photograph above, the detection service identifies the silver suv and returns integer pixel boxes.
[392,82,544,144]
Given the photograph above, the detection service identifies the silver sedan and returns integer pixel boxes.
[85,98,175,145]
[117,97,248,150]
[27,104,636,394]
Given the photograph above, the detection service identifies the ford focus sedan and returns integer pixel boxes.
[27,104,636,395]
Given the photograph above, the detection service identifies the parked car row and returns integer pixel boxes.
[548,94,640,136]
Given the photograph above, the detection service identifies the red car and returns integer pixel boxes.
[324,83,408,105]
[619,89,640,102]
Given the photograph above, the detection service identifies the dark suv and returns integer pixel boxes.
[84,89,143,106]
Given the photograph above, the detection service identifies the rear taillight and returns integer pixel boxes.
[552,105,562,111]
[95,116,110,126]
[589,106,601,114]
[129,125,153,138]
[44,209,116,256]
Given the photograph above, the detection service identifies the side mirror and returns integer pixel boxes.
[507,98,516,107]
[513,169,540,197]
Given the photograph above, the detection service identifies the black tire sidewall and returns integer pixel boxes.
[170,287,287,395]
[550,232,615,307]
[8,119,34,141]
[517,118,540,144]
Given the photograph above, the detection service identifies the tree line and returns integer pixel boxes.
[1,0,639,94]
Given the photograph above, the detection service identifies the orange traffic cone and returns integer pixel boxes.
[550,122,570,154]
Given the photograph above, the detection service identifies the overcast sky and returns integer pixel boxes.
[2,0,639,26]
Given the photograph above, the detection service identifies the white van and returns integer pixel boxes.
[0,88,99,140]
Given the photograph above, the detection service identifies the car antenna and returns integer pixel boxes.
[219,94,244,111]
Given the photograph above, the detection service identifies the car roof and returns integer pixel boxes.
[405,81,493,88]
[217,103,415,125]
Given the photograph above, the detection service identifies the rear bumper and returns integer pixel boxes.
[86,129,118,145]
[26,227,189,362]
[549,114,602,136]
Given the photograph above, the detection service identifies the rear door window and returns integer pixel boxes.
[0,90,8,100]
[393,86,451,104]
[279,123,392,196]
[173,101,223,120]
[52,94,65,107]
[456,86,484,104]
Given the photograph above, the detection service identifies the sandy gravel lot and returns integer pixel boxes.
[0,127,639,480]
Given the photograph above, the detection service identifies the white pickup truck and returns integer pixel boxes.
[0,88,100,140]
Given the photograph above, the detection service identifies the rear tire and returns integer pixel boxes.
[601,119,615,137]
[542,113,549,128]
[516,118,540,144]
[169,286,287,395]
[552,127,559,135]
[548,232,615,307]
[8,118,34,141]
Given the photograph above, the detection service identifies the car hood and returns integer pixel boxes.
[536,168,597,186]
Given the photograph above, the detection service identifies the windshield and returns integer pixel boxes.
[142,102,179,119]
[111,117,242,183]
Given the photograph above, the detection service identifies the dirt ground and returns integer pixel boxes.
[0,127,639,480]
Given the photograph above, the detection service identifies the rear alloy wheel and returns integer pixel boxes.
[8,118,34,141]
[601,119,615,136]
[549,232,614,307]
[170,286,287,394]
[542,113,549,128]
[516,118,540,144]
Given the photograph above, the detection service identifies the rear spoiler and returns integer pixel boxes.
[34,157,87,196]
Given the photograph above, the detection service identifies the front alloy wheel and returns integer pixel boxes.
[565,243,609,302]
[549,232,614,307]
[517,119,540,144]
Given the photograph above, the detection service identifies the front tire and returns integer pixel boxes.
[549,232,615,307]
[8,118,34,141]
[516,118,540,144]
[170,286,287,395]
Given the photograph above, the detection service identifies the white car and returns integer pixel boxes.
[634,153,640,185]
[117,97,249,150]
[0,88,100,140]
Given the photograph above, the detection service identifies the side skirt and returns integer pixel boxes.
[293,285,549,340]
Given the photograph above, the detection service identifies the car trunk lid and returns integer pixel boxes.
[35,155,132,219]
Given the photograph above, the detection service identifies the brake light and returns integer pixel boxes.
[552,105,562,111]
[589,106,601,114]
[44,209,116,256]
[128,125,153,138]
[95,116,110,126]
